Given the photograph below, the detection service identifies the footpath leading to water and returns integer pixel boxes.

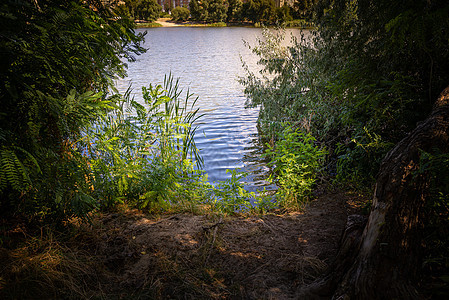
[154,18,183,27]
[0,188,368,298]
[78,190,365,298]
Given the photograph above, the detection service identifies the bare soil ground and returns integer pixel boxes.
[154,18,183,27]
[0,190,368,299]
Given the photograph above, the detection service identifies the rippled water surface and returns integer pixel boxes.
[117,27,301,192]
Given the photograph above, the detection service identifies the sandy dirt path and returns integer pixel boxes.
[155,18,183,27]
[80,190,366,299]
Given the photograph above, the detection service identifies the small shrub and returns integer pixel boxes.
[265,126,327,209]
[171,7,190,22]
[207,169,254,214]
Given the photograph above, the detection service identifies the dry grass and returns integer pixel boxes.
[0,228,110,299]
[0,190,360,299]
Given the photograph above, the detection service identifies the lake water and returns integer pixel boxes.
[116,27,301,193]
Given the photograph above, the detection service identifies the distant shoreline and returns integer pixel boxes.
[135,18,313,29]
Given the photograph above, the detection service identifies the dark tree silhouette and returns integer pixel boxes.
[301,86,449,299]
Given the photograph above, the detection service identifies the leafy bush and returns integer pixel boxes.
[171,7,190,22]
[207,169,254,214]
[207,22,227,27]
[136,0,162,21]
[275,5,293,24]
[264,126,326,209]
[285,19,313,28]
[335,127,393,187]
[0,0,145,222]
[241,2,448,185]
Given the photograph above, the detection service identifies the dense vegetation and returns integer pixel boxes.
[171,6,190,22]
[241,0,449,296]
[188,0,303,25]
[2,0,449,298]
[115,0,314,26]
[1,0,286,225]
[121,0,163,22]
[243,0,449,185]
[0,0,146,222]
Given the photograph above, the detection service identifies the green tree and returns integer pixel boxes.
[124,0,139,18]
[275,4,292,24]
[189,0,211,22]
[243,0,275,24]
[292,0,315,19]
[115,3,131,18]
[171,6,190,22]
[200,0,210,21]
[136,0,162,21]
[0,0,145,222]
[226,0,243,22]
[207,0,227,22]
[189,0,202,21]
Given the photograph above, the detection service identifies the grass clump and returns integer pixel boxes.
[0,227,107,299]
[136,22,163,28]
[207,22,227,27]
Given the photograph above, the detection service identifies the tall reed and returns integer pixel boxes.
[81,75,204,210]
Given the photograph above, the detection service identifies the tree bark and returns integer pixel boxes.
[300,86,449,299]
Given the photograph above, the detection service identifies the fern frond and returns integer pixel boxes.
[0,171,7,192]
[13,146,42,174]
[1,148,25,191]
[0,147,34,192]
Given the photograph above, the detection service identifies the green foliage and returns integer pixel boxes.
[0,0,145,222]
[313,0,449,183]
[83,75,204,210]
[243,0,276,24]
[0,135,41,193]
[189,0,203,21]
[125,0,163,21]
[136,22,163,28]
[241,0,449,186]
[188,0,306,24]
[336,127,393,186]
[115,4,131,18]
[284,19,314,28]
[208,0,227,23]
[207,169,254,214]
[206,22,227,27]
[292,0,316,20]
[276,5,293,24]
[264,126,326,209]
[240,29,321,137]
[171,6,190,22]
[226,0,243,22]
[189,0,227,23]
[136,0,162,21]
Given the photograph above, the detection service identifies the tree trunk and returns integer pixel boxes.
[300,86,449,299]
